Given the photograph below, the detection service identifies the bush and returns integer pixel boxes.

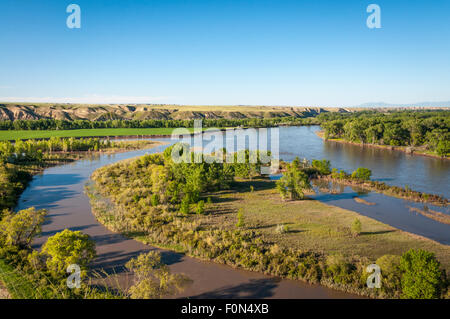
[275,224,289,234]
[150,194,160,206]
[351,167,372,181]
[196,200,205,215]
[236,209,244,228]
[351,218,362,237]
[180,197,190,215]
[0,207,47,248]
[125,251,191,299]
[376,254,402,297]
[41,229,96,278]
[276,163,311,200]
[399,249,445,299]
[312,159,331,175]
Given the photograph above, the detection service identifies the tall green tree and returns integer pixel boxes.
[400,249,445,299]
[276,163,312,200]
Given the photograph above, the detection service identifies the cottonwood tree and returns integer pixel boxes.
[0,207,47,248]
[276,163,312,200]
[41,229,96,278]
[126,251,191,299]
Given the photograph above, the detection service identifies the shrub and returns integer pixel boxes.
[0,207,47,248]
[276,163,311,200]
[376,254,402,297]
[151,194,160,206]
[351,167,372,181]
[180,197,190,215]
[41,229,96,278]
[351,218,362,237]
[399,249,445,299]
[236,209,244,228]
[196,200,205,215]
[275,224,289,234]
[125,251,191,299]
[312,159,331,175]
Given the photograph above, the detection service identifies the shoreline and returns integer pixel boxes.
[315,130,449,161]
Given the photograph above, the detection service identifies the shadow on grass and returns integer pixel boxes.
[188,278,280,299]
[360,230,396,236]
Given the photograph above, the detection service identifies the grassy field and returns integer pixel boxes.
[0,258,35,299]
[0,128,195,141]
[204,179,450,272]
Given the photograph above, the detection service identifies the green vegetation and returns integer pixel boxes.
[41,229,96,278]
[400,249,446,299]
[276,161,312,200]
[351,218,362,237]
[351,167,372,181]
[321,110,450,157]
[88,148,449,298]
[326,166,447,206]
[0,128,187,141]
[0,207,114,298]
[0,137,162,298]
[0,208,46,248]
[125,251,191,299]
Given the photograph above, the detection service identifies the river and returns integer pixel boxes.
[16,125,449,298]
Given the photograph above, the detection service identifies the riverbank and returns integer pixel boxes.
[0,140,164,299]
[315,131,448,160]
[315,174,448,207]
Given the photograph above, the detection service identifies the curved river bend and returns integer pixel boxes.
[17,141,355,299]
[17,126,449,297]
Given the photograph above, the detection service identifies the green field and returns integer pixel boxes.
[0,128,195,141]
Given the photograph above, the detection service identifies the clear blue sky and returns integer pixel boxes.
[0,0,449,106]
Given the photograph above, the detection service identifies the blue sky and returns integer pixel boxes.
[0,0,449,106]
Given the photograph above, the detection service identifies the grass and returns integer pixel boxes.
[204,179,450,272]
[0,258,36,299]
[0,128,195,141]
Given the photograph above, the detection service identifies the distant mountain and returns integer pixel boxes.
[352,101,450,108]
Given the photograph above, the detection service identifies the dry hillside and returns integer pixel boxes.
[0,103,350,121]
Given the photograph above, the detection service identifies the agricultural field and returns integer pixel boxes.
[0,128,190,141]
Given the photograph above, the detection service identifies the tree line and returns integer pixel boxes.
[0,117,318,131]
[320,110,450,156]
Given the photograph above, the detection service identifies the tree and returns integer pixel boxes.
[351,218,362,237]
[236,209,244,228]
[180,196,190,215]
[351,167,372,181]
[126,251,191,299]
[0,207,47,248]
[276,163,312,200]
[196,200,205,215]
[312,159,331,175]
[400,249,445,299]
[41,229,96,278]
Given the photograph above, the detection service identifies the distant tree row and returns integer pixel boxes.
[0,137,113,164]
[0,117,317,130]
[320,110,450,156]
